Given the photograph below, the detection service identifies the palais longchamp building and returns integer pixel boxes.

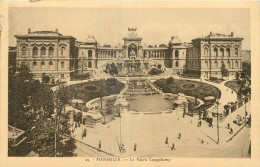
[12,28,243,82]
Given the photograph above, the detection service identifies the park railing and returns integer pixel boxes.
[220,95,251,122]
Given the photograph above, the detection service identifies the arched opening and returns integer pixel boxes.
[220,48,224,57]
[41,47,46,56]
[204,47,208,57]
[235,61,238,67]
[175,61,179,67]
[41,62,45,69]
[175,50,179,58]
[33,62,37,69]
[235,48,238,56]
[21,47,27,57]
[128,44,137,59]
[215,60,218,68]
[61,47,65,56]
[88,61,92,68]
[49,46,54,56]
[227,61,231,67]
[33,47,38,57]
[226,48,230,57]
[214,48,218,57]
[61,61,65,69]
[88,50,93,58]
[205,61,208,68]
[49,61,54,69]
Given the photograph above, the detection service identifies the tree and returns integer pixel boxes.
[42,73,50,83]
[30,83,54,118]
[242,62,251,78]
[220,63,228,79]
[235,72,240,80]
[166,77,174,85]
[57,87,71,114]
[105,63,118,76]
[148,68,163,75]
[8,64,76,157]
[8,64,34,128]
[29,113,76,157]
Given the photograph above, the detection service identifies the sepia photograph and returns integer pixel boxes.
[7,6,252,158]
[1,1,260,167]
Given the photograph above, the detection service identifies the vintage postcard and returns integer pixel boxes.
[0,1,259,167]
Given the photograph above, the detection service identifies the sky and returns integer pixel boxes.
[9,8,250,50]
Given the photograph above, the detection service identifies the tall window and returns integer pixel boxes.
[21,47,26,57]
[88,61,92,68]
[49,61,54,69]
[227,61,231,67]
[33,62,37,69]
[88,50,92,58]
[215,60,218,68]
[61,61,65,69]
[41,47,46,56]
[214,48,218,57]
[226,48,230,57]
[49,46,54,57]
[235,48,238,56]
[235,61,238,67]
[220,48,224,57]
[175,61,179,67]
[205,61,208,68]
[41,62,45,69]
[204,48,208,57]
[175,50,179,58]
[61,47,65,56]
[33,47,38,57]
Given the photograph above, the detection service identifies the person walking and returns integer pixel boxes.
[171,143,175,150]
[134,143,137,152]
[178,133,181,140]
[98,140,101,149]
[227,123,230,129]
[230,127,233,134]
[165,137,168,144]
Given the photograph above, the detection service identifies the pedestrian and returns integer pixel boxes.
[201,139,204,144]
[134,143,137,152]
[99,140,101,149]
[178,133,181,139]
[200,120,202,126]
[165,137,168,144]
[171,143,175,150]
[230,128,233,134]
[227,123,230,129]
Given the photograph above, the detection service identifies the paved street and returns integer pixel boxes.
[74,140,113,157]
[72,101,250,157]
[128,125,250,158]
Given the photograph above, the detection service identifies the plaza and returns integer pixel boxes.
[9,25,250,158]
[62,72,251,157]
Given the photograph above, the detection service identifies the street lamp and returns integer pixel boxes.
[242,92,250,123]
[216,99,220,144]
